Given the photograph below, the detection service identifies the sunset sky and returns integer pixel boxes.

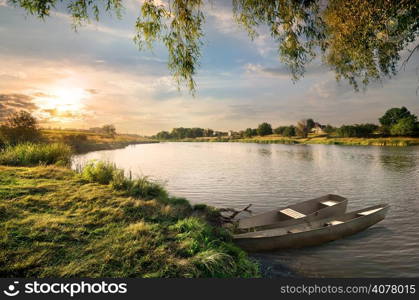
[1,0,418,135]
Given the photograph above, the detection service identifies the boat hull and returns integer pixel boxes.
[237,194,348,232]
[234,205,389,252]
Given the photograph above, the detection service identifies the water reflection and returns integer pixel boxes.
[73,143,419,277]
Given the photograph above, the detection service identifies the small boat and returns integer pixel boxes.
[233,204,389,252]
[236,194,348,232]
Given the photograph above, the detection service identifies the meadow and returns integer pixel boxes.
[42,129,158,153]
[0,144,259,277]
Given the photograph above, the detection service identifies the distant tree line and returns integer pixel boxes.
[154,107,419,140]
[155,127,226,140]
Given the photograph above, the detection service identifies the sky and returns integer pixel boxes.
[0,0,418,135]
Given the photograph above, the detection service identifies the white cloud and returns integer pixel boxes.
[52,11,133,39]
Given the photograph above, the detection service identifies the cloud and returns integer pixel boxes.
[244,61,330,80]
[0,93,38,121]
[51,11,133,39]
[86,89,100,95]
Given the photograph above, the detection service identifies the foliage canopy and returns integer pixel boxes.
[8,0,419,93]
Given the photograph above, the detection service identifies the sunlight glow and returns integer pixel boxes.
[34,87,88,123]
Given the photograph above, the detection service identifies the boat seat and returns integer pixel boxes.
[357,207,382,216]
[279,208,306,219]
[326,220,343,226]
[287,228,302,234]
[320,200,339,207]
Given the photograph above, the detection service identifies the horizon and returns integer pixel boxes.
[1,0,419,135]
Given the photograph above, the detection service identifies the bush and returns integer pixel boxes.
[62,134,88,152]
[128,176,168,200]
[0,143,72,166]
[81,161,117,184]
[80,161,168,199]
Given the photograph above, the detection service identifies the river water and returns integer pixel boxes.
[73,142,419,277]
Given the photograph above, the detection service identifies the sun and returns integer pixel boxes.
[46,87,86,112]
[35,87,88,112]
[33,87,89,123]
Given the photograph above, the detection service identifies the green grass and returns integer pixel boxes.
[0,143,72,166]
[0,164,260,278]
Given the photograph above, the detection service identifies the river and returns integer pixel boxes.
[73,142,419,277]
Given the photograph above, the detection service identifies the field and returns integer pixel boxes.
[0,160,259,277]
[42,129,158,153]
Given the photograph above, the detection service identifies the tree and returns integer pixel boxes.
[296,119,310,138]
[156,131,171,140]
[101,124,116,137]
[244,128,255,137]
[273,126,288,135]
[336,124,379,137]
[257,122,273,136]
[0,111,41,145]
[306,119,315,131]
[190,127,204,138]
[379,107,415,128]
[282,126,296,137]
[323,124,336,135]
[390,116,418,136]
[4,110,38,129]
[203,128,214,137]
[10,0,418,94]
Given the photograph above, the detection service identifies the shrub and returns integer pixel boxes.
[80,161,168,199]
[80,161,117,184]
[0,143,72,166]
[128,176,168,200]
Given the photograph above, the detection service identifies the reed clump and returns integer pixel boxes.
[0,143,72,166]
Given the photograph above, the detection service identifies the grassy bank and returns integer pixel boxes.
[0,146,259,277]
[233,135,419,146]
[167,135,419,147]
[42,129,158,153]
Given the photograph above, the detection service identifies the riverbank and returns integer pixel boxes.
[42,129,159,153]
[0,162,260,277]
[166,135,419,147]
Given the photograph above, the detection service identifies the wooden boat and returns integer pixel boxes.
[233,204,389,252]
[236,194,348,232]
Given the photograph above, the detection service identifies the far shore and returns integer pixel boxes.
[156,135,419,147]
